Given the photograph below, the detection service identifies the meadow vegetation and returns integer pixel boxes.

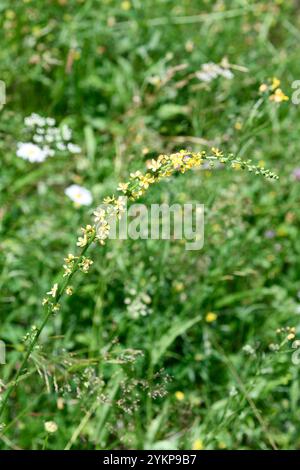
[0,0,300,450]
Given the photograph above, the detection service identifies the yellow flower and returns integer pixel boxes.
[259,83,268,93]
[192,439,204,450]
[269,88,289,103]
[66,286,73,296]
[79,257,93,273]
[205,312,218,323]
[148,159,162,172]
[231,162,241,170]
[211,147,223,157]
[121,1,131,10]
[117,182,129,193]
[63,265,72,277]
[175,391,185,401]
[47,283,58,298]
[93,207,106,223]
[271,77,281,90]
[64,253,76,264]
[77,234,88,247]
[103,196,115,204]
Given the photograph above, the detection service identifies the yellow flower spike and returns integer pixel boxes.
[0,147,279,420]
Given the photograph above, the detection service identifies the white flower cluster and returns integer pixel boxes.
[124,288,152,319]
[196,62,233,82]
[17,113,81,163]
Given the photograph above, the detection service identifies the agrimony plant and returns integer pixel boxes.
[0,148,278,421]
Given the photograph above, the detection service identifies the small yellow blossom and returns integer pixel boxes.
[76,225,95,247]
[175,391,185,401]
[121,1,131,10]
[103,196,115,204]
[205,312,218,323]
[287,333,295,341]
[173,281,184,292]
[79,256,93,273]
[42,298,49,306]
[271,77,281,90]
[269,88,289,103]
[66,286,73,296]
[93,207,106,223]
[64,254,76,264]
[148,159,162,172]
[259,83,268,93]
[77,234,88,247]
[192,439,204,450]
[130,171,142,179]
[117,182,129,193]
[211,147,223,157]
[63,265,72,277]
[234,121,242,130]
[47,283,58,298]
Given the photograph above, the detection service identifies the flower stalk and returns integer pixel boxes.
[0,148,278,421]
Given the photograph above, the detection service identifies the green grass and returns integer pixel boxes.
[1,0,300,450]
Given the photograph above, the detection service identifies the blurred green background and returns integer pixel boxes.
[1,0,300,450]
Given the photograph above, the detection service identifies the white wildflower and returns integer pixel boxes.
[196,62,233,83]
[16,142,47,163]
[33,135,43,143]
[24,113,46,128]
[65,184,93,206]
[46,117,56,126]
